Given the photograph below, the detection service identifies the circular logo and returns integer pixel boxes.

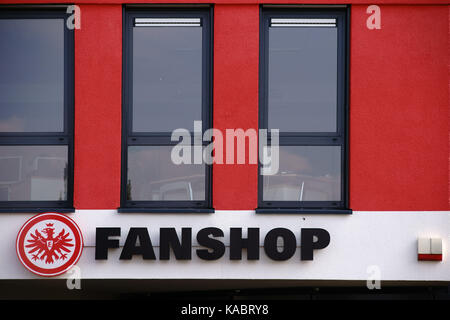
[16,212,83,277]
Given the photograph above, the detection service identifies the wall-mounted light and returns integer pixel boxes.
[418,238,442,261]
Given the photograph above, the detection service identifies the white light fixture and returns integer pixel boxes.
[270,18,336,27]
[135,18,201,27]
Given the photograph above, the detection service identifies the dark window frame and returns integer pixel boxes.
[120,7,213,213]
[257,7,351,214]
[0,8,74,213]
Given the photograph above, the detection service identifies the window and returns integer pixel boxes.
[121,8,212,213]
[258,8,350,214]
[0,8,74,212]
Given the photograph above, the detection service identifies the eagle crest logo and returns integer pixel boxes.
[16,213,84,277]
[25,223,74,264]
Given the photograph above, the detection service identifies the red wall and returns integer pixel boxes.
[12,2,445,210]
[74,5,122,209]
[349,5,449,211]
[213,5,259,210]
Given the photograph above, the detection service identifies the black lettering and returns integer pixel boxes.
[119,227,156,260]
[301,228,330,260]
[264,228,296,261]
[230,228,259,260]
[196,227,225,260]
[95,227,120,260]
[160,228,192,260]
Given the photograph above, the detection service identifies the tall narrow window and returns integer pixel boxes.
[0,9,74,212]
[258,8,350,213]
[121,9,212,213]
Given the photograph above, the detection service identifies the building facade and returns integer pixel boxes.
[0,0,448,299]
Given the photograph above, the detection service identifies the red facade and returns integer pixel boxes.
[3,0,446,211]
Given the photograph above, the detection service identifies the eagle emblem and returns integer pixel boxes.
[25,223,74,264]
[17,212,84,277]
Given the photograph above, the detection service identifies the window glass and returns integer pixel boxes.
[127,146,205,201]
[132,26,202,132]
[268,27,337,132]
[263,146,341,201]
[0,19,64,132]
[0,146,68,201]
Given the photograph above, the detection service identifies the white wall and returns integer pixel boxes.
[1,210,449,281]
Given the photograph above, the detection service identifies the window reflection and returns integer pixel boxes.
[263,146,341,201]
[0,146,68,201]
[127,146,205,201]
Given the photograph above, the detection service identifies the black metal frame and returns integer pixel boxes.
[0,7,74,213]
[120,7,213,213]
[257,7,351,214]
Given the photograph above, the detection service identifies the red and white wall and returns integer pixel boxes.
[0,0,448,282]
